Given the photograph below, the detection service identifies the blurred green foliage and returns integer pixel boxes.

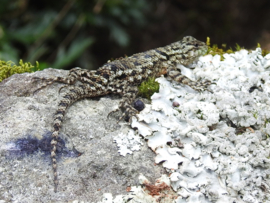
[0,0,150,70]
[1,0,269,77]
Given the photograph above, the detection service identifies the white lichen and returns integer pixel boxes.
[113,130,143,156]
[111,48,270,202]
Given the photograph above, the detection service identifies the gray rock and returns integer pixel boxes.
[0,69,165,202]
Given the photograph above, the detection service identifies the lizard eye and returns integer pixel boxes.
[195,43,199,47]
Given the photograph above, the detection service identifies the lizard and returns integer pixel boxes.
[33,36,210,192]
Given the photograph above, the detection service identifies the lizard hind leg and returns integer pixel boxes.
[32,76,76,94]
[108,86,139,123]
[32,67,84,94]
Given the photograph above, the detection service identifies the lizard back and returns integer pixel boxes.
[34,36,208,192]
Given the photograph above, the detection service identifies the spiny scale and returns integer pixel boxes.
[33,36,209,192]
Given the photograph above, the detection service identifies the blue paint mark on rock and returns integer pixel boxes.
[6,131,81,159]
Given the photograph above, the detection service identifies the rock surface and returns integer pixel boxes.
[0,69,165,202]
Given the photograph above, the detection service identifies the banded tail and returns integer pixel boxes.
[50,83,107,192]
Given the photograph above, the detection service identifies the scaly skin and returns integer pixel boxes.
[33,36,209,192]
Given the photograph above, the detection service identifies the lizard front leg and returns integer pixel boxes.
[167,66,212,92]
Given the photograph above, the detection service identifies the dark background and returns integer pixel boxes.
[1,0,270,70]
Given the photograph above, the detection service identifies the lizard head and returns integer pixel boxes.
[170,36,208,66]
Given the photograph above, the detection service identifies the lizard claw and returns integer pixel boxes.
[32,77,55,95]
[191,79,215,93]
[107,106,138,124]
[118,109,139,124]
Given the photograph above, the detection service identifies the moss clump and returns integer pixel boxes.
[205,37,245,60]
[206,37,270,59]
[0,60,39,82]
[257,43,270,57]
[138,77,159,100]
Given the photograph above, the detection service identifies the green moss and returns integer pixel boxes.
[0,60,39,82]
[257,43,270,56]
[206,37,270,59]
[196,109,204,119]
[205,37,244,60]
[253,112,258,119]
[138,77,159,99]
[264,119,270,139]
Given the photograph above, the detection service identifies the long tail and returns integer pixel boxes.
[51,84,94,192]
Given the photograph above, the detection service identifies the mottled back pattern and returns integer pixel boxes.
[34,36,209,192]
